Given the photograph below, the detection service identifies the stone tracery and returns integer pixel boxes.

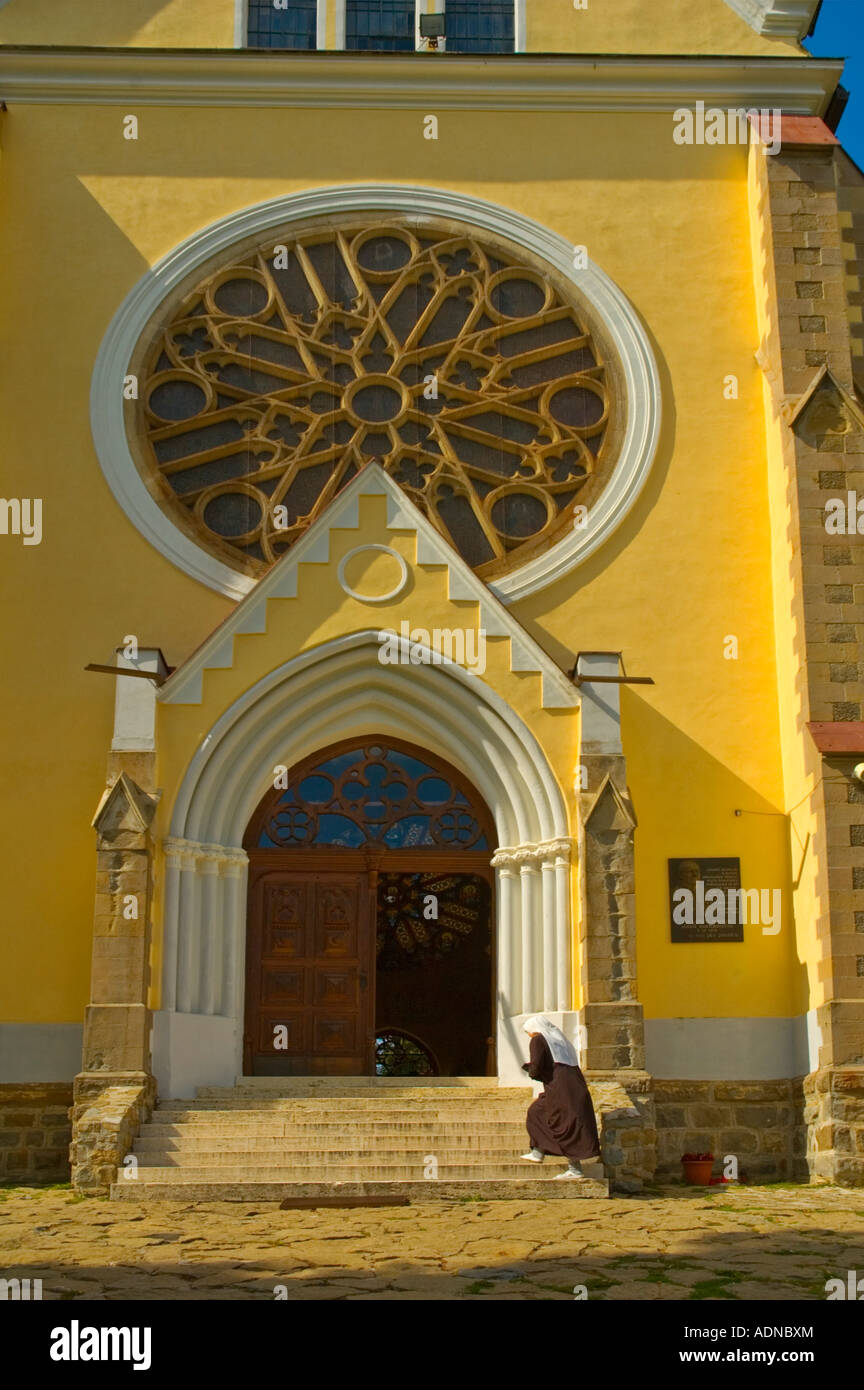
[137,219,612,576]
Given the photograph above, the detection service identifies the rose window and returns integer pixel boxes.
[135,218,615,577]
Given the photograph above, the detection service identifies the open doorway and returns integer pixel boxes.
[242,739,496,1076]
[375,870,493,1076]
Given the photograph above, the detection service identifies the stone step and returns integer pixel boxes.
[143,1116,527,1133]
[111,1178,608,1202]
[149,1105,530,1121]
[133,1136,532,1153]
[122,1156,594,1178]
[131,1145,572,1167]
[113,1080,606,1205]
[158,1103,530,1115]
[159,1098,531,1108]
[191,1083,525,1096]
[139,1129,528,1145]
[196,1079,505,1097]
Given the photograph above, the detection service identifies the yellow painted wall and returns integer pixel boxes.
[0,0,236,48]
[746,139,826,1015]
[527,0,802,57]
[0,98,806,1029]
[0,0,803,55]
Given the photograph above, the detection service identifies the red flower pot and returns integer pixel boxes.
[681,1155,714,1185]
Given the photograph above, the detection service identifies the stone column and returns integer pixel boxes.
[541,858,557,1009]
[495,863,518,1015]
[554,847,571,1011]
[151,838,250,1098]
[519,860,540,1012]
[491,837,576,1082]
[576,653,646,1074]
[70,771,159,1192]
[71,649,167,1193]
[576,651,655,1191]
[161,838,250,1015]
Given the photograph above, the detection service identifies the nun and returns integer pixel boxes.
[520,1015,601,1180]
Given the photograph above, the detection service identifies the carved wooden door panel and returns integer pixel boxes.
[244,869,373,1075]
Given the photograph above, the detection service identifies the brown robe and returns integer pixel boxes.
[523,1034,601,1161]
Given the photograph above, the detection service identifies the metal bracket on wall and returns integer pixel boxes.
[570,673,654,686]
[85,663,170,686]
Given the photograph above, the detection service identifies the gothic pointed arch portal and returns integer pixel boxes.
[242,737,497,1077]
[154,631,574,1096]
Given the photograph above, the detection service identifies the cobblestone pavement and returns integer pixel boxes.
[1,1183,862,1301]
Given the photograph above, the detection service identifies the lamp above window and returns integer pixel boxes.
[419,14,446,48]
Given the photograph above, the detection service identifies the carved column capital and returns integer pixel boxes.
[491,836,575,868]
[162,836,249,874]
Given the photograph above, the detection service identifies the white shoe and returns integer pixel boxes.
[554,1165,587,1181]
[521,1149,544,1163]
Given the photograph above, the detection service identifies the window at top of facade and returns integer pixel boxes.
[245,2,515,54]
[346,1,415,52]
[444,1,514,53]
[247,0,317,49]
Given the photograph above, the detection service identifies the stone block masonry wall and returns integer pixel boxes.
[804,1067,864,1184]
[836,150,864,373]
[578,756,645,1076]
[749,119,864,1184]
[654,1080,805,1183]
[70,1082,153,1195]
[588,1074,656,1193]
[0,1084,72,1184]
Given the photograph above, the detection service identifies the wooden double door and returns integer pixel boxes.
[244,864,374,1075]
[243,852,494,1076]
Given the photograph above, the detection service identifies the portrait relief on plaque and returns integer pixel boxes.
[668,857,744,943]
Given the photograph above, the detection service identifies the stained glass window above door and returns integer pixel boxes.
[244,743,492,850]
[133,216,617,580]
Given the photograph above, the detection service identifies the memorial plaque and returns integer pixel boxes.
[668,857,743,942]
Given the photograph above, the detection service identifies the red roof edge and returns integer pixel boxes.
[768,114,840,148]
[808,721,864,754]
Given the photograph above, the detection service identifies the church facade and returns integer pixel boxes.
[1,0,863,1191]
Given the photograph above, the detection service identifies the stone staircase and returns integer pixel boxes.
[111,1079,609,1201]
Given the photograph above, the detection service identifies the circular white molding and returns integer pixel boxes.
[336,544,409,604]
[91,184,662,604]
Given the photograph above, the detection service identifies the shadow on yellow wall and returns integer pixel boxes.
[626,692,809,1021]
[0,0,233,50]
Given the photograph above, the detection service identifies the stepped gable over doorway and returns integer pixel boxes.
[242,737,496,1077]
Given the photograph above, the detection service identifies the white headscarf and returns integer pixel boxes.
[523,1015,579,1067]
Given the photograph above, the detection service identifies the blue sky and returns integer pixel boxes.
[805,0,864,165]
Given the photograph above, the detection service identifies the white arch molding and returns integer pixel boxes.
[151,632,576,1095]
[91,183,662,605]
